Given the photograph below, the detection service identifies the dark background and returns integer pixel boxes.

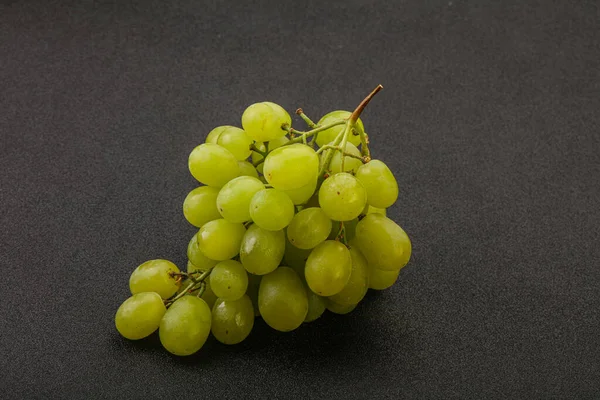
[1,0,599,398]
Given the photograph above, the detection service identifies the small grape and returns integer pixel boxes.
[246,273,262,317]
[238,161,259,178]
[361,203,386,216]
[304,289,326,323]
[325,299,358,315]
[263,144,319,190]
[249,189,295,231]
[183,186,221,228]
[355,160,399,208]
[129,259,180,299]
[240,224,285,275]
[368,267,401,290]
[206,126,228,144]
[187,233,218,271]
[242,102,291,142]
[159,296,211,356]
[200,280,219,309]
[354,214,411,271]
[305,240,352,296]
[216,126,253,160]
[210,260,248,301]
[287,207,332,249]
[258,267,308,332]
[280,178,317,205]
[197,219,246,261]
[315,110,365,148]
[216,176,264,223]
[328,246,369,305]
[283,236,311,277]
[115,292,166,340]
[211,295,254,345]
[321,141,362,174]
[188,143,240,187]
[319,173,367,221]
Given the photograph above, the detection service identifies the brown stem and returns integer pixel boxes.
[349,84,383,123]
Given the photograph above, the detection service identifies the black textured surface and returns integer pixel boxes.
[2,0,600,398]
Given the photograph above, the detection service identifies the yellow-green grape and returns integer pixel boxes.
[258,267,308,332]
[241,102,291,142]
[355,160,399,208]
[354,214,411,271]
[209,260,248,301]
[315,110,365,148]
[238,161,259,178]
[211,295,254,344]
[251,136,289,174]
[263,144,319,190]
[129,259,180,299]
[321,141,363,174]
[206,126,229,144]
[200,280,218,309]
[369,267,401,290]
[240,224,285,275]
[246,273,262,317]
[159,296,211,356]
[182,186,221,228]
[197,219,246,261]
[216,126,253,160]
[325,299,358,315]
[249,189,295,231]
[319,173,367,221]
[304,289,326,322]
[283,236,311,277]
[187,233,218,271]
[281,178,317,205]
[115,292,166,340]
[216,176,264,223]
[188,143,240,188]
[328,246,369,305]
[305,240,352,296]
[328,219,358,242]
[361,203,386,216]
[286,207,332,249]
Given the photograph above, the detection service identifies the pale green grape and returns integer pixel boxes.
[305,240,352,296]
[115,292,166,340]
[325,299,358,315]
[354,214,411,271]
[281,178,317,205]
[328,246,369,305]
[369,267,401,290]
[242,102,291,142]
[182,186,221,228]
[263,144,319,190]
[188,143,240,187]
[216,176,264,223]
[319,173,367,221]
[187,233,218,271]
[258,267,308,331]
[321,141,362,174]
[315,110,364,147]
[129,259,181,299]
[216,126,253,160]
[328,219,358,242]
[251,136,288,174]
[304,289,326,322]
[211,295,254,344]
[240,224,285,275]
[361,203,386,216]
[249,189,294,231]
[209,260,248,301]
[246,273,262,317]
[355,160,399,208]
[206,126,228,144]
[238,161,259,178]
[159,296,211,356]
[283,236,311,277]
[286,207,332,249]
[197,219,246,261]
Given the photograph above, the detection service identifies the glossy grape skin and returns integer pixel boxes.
[315,110,365,148]
[281,178,317,205]
[238,161,259,178]
[129,259,181,299]
[206,126,228,144]
[263,144,319,190]
[187,233,218,272]
[249,189,295,231]
[354,214,411,271]
[251,136,288,173]
[321,141,363,174]
[304,289,326,322]
[246,273,262,317]
[241,102,291,142]
[258,267,308,332]
[286,207,332,250]
[305,240,352,296]
[188,143,240,188]
[211,295,254,344]
[325,299,358,315]
[319,173,367,221]
[183,186,221,228]
[355,160,399,208]
[216,126,253,160]
[209,260,248,301]
[328,246,369,305]
[197,219,246,261]
[159,296,212,356]
[216,176,264,223]
[368,267,401,290]
[240,224,285,275]
[115,292,166,340]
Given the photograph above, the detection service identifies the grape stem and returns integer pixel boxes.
[296,108,318,129]
[284,120,346,145]
[335,222,348,246]
[316,145,366,162]
[165,268,213,306]
[249,143,268,158]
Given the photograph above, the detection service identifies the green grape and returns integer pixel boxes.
[283,236,311,277]
[187,233,218,271]
[263,144,319,190]
[251,136,289,174]
[305,240,352,296]
[304,289,326,322]
[281,178,317,205]
[321,141,363,174]
[197,219,246,261]
[188,143,240,187]
[216,176,264,223]
[159,296,211,356]
[354,214,411,271]
[328,246,369,305]
[206,126,228,144]
[355,160,399,208]
[315,110,365,148]
[209,260,248,301]
[303,193,320,208]
[182,186,221,228]
[286,207,332,249]
[328,219,358,242]
[246,273,262,317]
[200,280,218,309]
[325,299,357,315]
[258,267,308,332]
[115,292,166,340]
[216,126,253,160]
[369,267,401,290]
[240,224,285,275]
[129,259,181,299]
[249,189,295,231]
[319,173,367,221]
[211,295,254,344]
[361,203,386,216]
[241,102,291,142]
[238,161,259,178]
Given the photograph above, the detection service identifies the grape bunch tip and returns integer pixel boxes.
[115,85,412,356]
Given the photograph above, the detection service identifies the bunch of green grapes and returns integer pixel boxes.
[114,85,412,356]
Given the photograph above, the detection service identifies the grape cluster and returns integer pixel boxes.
[114,86,412,356]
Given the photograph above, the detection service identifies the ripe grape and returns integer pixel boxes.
[211,295,254,345]
[283,236,311,276]
[315,110,364,147]
[216,176,264,223]
[242,102,291,142]
[325,299,358,315]
[206,126,228,144]
[249,189,294,231]
[188,143,240,187]
[197,219,246,261]
[159,296,212,356]
[368,267,401,290]
[362,204,386,216]
[328,246,369,305]
[115,292,166,340]
[321,141,362,174]
[210,260,248,301]
[281,178,317,205]
[305,240,352,296]
[238,161,259,178]
[129,259,180,299]
[319,173,367,221]
[263,144,319,190]
[355,160,399,208]
[287,207,332,250]
[251,136,288,173]
[304,289,326,322]
[187,233,218,271]
[258,267,308,332]
[246,273,262,317]
[183,186,221,228]
[354,214,411,271]
[240,224,285,275]
[216,126,253,160]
